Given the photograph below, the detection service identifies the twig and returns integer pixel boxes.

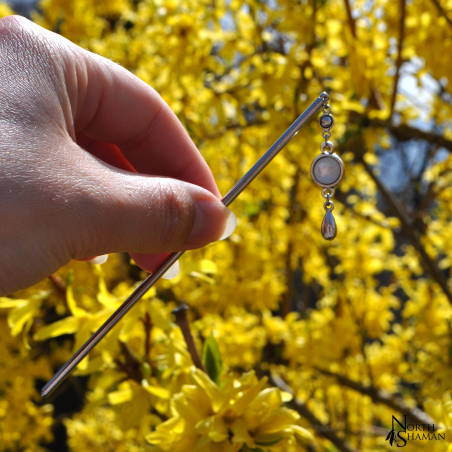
[390,0,407,117]
[351,114,452,152]
[337,190,400,230]
[48,274,66,301]
[342,0,385,111]
[117,340,142,383]
[172,305,206,372]
[198,119,267,142]
[293,3,317,117]
[282,166,302,317]
[204,51,260,85]
[343,0,357,38]
[430,0,452,32]
[355,152,452,307]
[315,367,435,426]
[270,373,359,452]
[142,312,153,369]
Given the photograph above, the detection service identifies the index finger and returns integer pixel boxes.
[73,49,221,198]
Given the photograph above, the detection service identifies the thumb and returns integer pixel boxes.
[68,152,236,261]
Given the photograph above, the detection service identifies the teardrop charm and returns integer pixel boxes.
[321,210,337,240]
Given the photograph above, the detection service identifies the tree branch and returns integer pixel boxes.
[351,114,452,152]
[315,367,435,426]
[350,144,452,307]
[281,166,302,317]
[430,0,452,32]
[390,0,407,117]
[142,312,153,369]
[270,373,360,452]
[48,274,67,302]
[343,0,356,38]
[117,340,142,383]
[172,304,206,372]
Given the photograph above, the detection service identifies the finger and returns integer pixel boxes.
[70,50,225,274]
[65,141,237,260]
[129,252,171,274]
[73,135,136,265]
[78,255,109,265]
[74,48,222,198]
[73,133,188,275]
[75,132,137,173]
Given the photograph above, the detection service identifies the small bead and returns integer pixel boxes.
[320,114,334,129]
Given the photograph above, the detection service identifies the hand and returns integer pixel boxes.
[0,15,236,296]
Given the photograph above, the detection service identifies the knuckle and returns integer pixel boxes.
[0,15,71,125]
[155,181,193,249]
[0,15,34,44]
[0,14,66,69]
[0,14,29,29]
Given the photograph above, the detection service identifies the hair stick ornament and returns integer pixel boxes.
[310,96,344,239]
[41,91,335,398]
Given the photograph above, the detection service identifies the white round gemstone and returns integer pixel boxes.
[313,156,341,186]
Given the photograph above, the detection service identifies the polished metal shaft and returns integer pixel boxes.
[41,93,326,398]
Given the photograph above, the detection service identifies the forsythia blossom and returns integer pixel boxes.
[146,367,313,451]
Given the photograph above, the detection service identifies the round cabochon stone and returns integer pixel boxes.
[313,155,341,185]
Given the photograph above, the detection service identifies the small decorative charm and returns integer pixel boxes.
[310,92,344,240]
[321,193,337,240]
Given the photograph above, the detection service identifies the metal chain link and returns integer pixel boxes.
[322,129,331,144]
[320,96,335,201]
[323,199,335,212]
[322,187,335,199]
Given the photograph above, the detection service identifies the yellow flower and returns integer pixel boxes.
[146,367,313,451]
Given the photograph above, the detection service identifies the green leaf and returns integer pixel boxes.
[256,438,283,446]
[241,446,264,452]
[244,201,261,216]
[201,335,222,385]
[65,269,74,287]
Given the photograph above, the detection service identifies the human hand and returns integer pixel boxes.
[0,15,236,296]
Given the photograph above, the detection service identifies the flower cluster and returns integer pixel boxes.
[146,367,313,451]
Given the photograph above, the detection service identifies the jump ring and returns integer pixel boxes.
[322,105,331,114]
[320,91,329,102]
[322,132,332,144]
[323,200,335,212]
[321,141,334,154]
[322,187,335,199]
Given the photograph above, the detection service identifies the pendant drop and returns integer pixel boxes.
[321,210,337,240]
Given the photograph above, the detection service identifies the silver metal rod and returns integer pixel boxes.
[41,93,326,398]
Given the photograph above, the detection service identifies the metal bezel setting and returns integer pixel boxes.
[319,114,334,129]
[310,152,344,188]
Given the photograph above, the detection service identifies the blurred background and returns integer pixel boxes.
[0,0,451,450]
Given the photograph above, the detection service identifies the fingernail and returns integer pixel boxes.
[185,201,236,246]
[86,254,109,265]
[162,260,179,279]
[219,209,237,240]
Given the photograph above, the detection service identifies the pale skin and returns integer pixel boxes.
[0,15,236,296]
